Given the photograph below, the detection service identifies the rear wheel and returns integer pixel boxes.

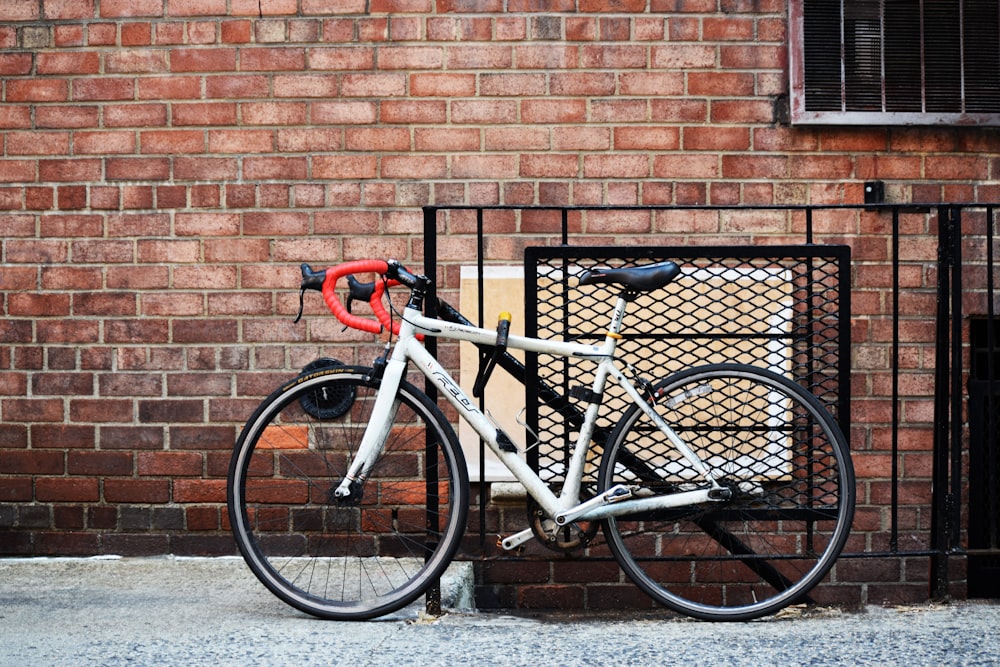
[227,365,469,620]
[598,363,854,621]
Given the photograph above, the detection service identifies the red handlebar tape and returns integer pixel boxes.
[320,259,403,336]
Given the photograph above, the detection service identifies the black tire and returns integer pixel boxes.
[227,365,469,620]
[598,363,854,621]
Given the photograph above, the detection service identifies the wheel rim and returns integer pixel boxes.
[601,366,854,620]
[228,369,467,619]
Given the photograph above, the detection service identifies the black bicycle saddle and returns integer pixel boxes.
[578,261,681,292]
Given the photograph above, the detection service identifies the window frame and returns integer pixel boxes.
[788,0,1000,126]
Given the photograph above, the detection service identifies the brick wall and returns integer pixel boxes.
[1,0,996,607]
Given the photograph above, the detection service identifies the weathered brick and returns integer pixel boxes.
[172,479,226,503]
[137,451,203,476]
[36,477,99,502]
[1,449,64,475]
[104,479,170,503]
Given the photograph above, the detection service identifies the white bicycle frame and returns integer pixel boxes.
[336,294,728,551]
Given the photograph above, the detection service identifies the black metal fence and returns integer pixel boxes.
[935,205,1000,598]
[419,203,1000,601]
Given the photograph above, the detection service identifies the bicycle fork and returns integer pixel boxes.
[331,355,406,502]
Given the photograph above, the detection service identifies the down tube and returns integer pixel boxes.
[404,338,561,515]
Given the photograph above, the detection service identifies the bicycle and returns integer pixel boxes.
[227,258,855,622]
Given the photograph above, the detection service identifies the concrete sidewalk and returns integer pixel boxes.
[1,556,998,666]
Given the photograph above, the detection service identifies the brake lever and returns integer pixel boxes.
[294,288,306,324]
[295,263,327,325]
[345,274,377,329]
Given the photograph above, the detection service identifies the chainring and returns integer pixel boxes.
[527,492,600,553]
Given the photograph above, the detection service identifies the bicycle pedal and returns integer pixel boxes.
[498,528,534,551]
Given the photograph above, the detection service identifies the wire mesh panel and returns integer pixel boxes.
[523,246,850,491]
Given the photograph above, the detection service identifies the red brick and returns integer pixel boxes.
[926,156,989,180]
[651,44,716,68]
[36,477,100,502]
[519,154,579,178]
[32,372,93,396]
[1,0,40,19]
[409,73,476,97]
[1,449,65,474]
[720,44,786,69]
[0,105,32,128]
[619,72,685,96]
[244,156,308,180]
[171,48,236,72]
[173,319,238,344]
[412,127,477,152]
[522,99,587,124]
[580,45,646,69]
[86,23,116,45]
[0,477,32,501]
[453,155,517,179]
[73,131,135,155]
[711,99,774,124]
[37,52,100,76]
[344,127,410,152]
[104,157,169,180]
[550,72,616,97]
[71,239,134,263]
[35,158,99,183]
[702,16,755,41]
[131,238,195,264]
[208,129,274,153]
[314,155,379,179]
[514,45,577,69]
[480,73,547,97]
[688,72,754,97]
[579,0,645,10]
[5,393,67,421]
[100,0,161,16]
[582,154,649,179]
[788,154,855,179]
[104,479,170,503]
[615,126,680,151]
[185,505,221,530]
[66,451,133,477]
[69,399,134,423]
[72,78,135,101]
[34,532,100,556]
[8,293,71,318]
[340,73,406,97]
[241,47,305,72]
[139,130,203,155]
[6,80,69,103]
[137,451,204,476]
[379,45,444,70]
[486,126,551,151]
[138,399,203,423]
[451,99,517,125]
[171,212,237,237]
[172,478,226,503]
[685,126,750,151]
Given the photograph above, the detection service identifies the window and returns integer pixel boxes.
[789,0,1000,125]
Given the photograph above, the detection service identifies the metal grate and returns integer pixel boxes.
[523,246,850,492]
[791,0,1000,125]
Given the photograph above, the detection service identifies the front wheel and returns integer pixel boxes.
[598,363,854,621]
[227,364,469,620]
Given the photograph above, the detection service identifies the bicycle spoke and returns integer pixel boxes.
[228,367,468,620]
[600,364,853,621]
